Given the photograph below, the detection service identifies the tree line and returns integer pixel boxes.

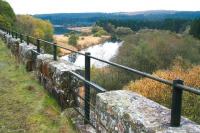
[97,18,200,39]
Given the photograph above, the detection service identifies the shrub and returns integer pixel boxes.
[91,30,200,91]
[16,15,54,41]
[94,29,107,37]
[114,30,200,73]
[0,0,16,28]
[125,62,200,124]
[68,34,79,46]
[190,19,200,39]
[64,33,69,37]
[91,67,126,91]
[16,15,54,53]
[0,15,11,28]
[115,27,133,35]
[92,26,101,33]
[103,23,115,33]
[92,25,108,37]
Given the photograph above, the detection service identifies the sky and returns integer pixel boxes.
[5,0,200,15]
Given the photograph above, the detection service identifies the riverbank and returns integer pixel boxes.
[0,39,76,133]
[61,41,123,68]
[67,26,92,33]
[54,34,110,55]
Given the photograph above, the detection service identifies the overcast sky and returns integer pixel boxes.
[5,0,200,15]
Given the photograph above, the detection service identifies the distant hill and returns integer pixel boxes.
[35,11,200,27]
[120,10,200,20]
[35,13,125,26]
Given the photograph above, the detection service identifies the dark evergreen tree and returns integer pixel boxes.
[190,19,200,39]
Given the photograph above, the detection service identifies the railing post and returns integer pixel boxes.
[20,34,23,43]
[53,43,57,61]
[84,52,91,124]
[37,39,40,53]
[11,31,14,37]
[3,33,6,41]
[15,32,18,39]
[27,35,29,45]
[170,79,184,127]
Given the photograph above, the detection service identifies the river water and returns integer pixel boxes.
[61,41,123,68]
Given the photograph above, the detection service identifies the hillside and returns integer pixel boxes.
[115,29,200,70]
[0,0,16,28]
[35,11,200,27]
[0,39,76,132]
[90,29,200,124]
[91,30,200,90]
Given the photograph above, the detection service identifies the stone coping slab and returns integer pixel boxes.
[96,90,200,133]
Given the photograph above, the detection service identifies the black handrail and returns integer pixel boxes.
[69,71,106,93]
[0,27,200,127]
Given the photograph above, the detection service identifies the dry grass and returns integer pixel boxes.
[76,35,109,50]
[67,27,92,33]
[54,35,110,55]
[53,35,77,55]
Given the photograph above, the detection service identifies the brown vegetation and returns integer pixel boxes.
[67,26,92,33]
[54,35,110,55]
[125,61,200,123]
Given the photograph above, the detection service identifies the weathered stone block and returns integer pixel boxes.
[96,90,200,133]
[4,35,12,47]
[0,30,4,36]
[0,30,6,41]
[51,60,83,108]
[36,54,54,79]
[9,38,20,56]
[36,54,83,108]
[19,43,37,71]
[0,31,20,57]
[19,43,36,59]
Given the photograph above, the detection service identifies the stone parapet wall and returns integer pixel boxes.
[0,30,83,109]
[96,90,200,133]
[36,54,83,108]
[0,29,200,133]
[19,42,38,71]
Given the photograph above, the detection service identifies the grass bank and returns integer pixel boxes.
[0,39,76,132]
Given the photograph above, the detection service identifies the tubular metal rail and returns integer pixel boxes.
[1,27,200,128]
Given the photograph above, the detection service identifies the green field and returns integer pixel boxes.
[0,39,76,132]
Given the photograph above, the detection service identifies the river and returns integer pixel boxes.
[61,41,123,68]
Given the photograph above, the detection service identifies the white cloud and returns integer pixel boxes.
[5,0,200,15]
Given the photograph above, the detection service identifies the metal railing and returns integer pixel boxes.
[0,27,200,127]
